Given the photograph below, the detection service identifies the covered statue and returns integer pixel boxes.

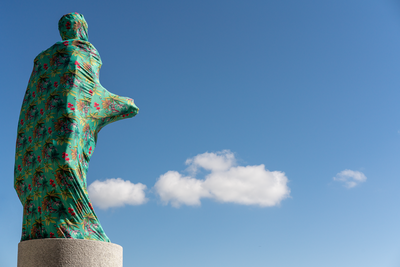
[14,13,138,242]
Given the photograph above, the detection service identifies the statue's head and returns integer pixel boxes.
[58,13,89,41]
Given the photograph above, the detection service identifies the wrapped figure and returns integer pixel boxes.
[14,13,138,242]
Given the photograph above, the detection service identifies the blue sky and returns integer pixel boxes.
[1,0,400,266]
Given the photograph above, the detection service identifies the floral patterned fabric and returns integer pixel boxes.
[14,13,139,242]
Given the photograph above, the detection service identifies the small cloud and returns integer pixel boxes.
[185,149,236,173]
[154,171,211,208]
[88,178,147,209]
[203,165,289,206]
[154,150,290,207]
[333,170,367,188]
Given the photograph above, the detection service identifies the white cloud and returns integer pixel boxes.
[203,165,289,206]
[154,171,211,208]
[333,170,367,188]
[88,178,148,209]
[154,150,290,207]
[185,150,235,173]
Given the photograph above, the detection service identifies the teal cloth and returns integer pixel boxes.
[14,13,138,241]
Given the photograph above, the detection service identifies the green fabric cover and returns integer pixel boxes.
[14,13,138,242]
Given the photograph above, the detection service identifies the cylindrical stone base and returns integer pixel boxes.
[18,238,123,267]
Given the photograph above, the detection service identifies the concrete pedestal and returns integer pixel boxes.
[17,238,123,267]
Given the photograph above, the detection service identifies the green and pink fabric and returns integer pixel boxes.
[14,13,138,242]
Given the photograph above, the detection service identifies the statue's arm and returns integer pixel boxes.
[87,46,139,124]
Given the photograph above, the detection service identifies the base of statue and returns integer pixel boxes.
[17,238,123,267]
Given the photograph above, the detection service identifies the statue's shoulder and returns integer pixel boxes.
[33,42,72,63]
[34,40,99,61]
[33,45,54,63]
[32,40,102,72]
[68,40,102,66]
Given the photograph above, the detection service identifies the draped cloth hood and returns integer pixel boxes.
[58,13,89,41]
